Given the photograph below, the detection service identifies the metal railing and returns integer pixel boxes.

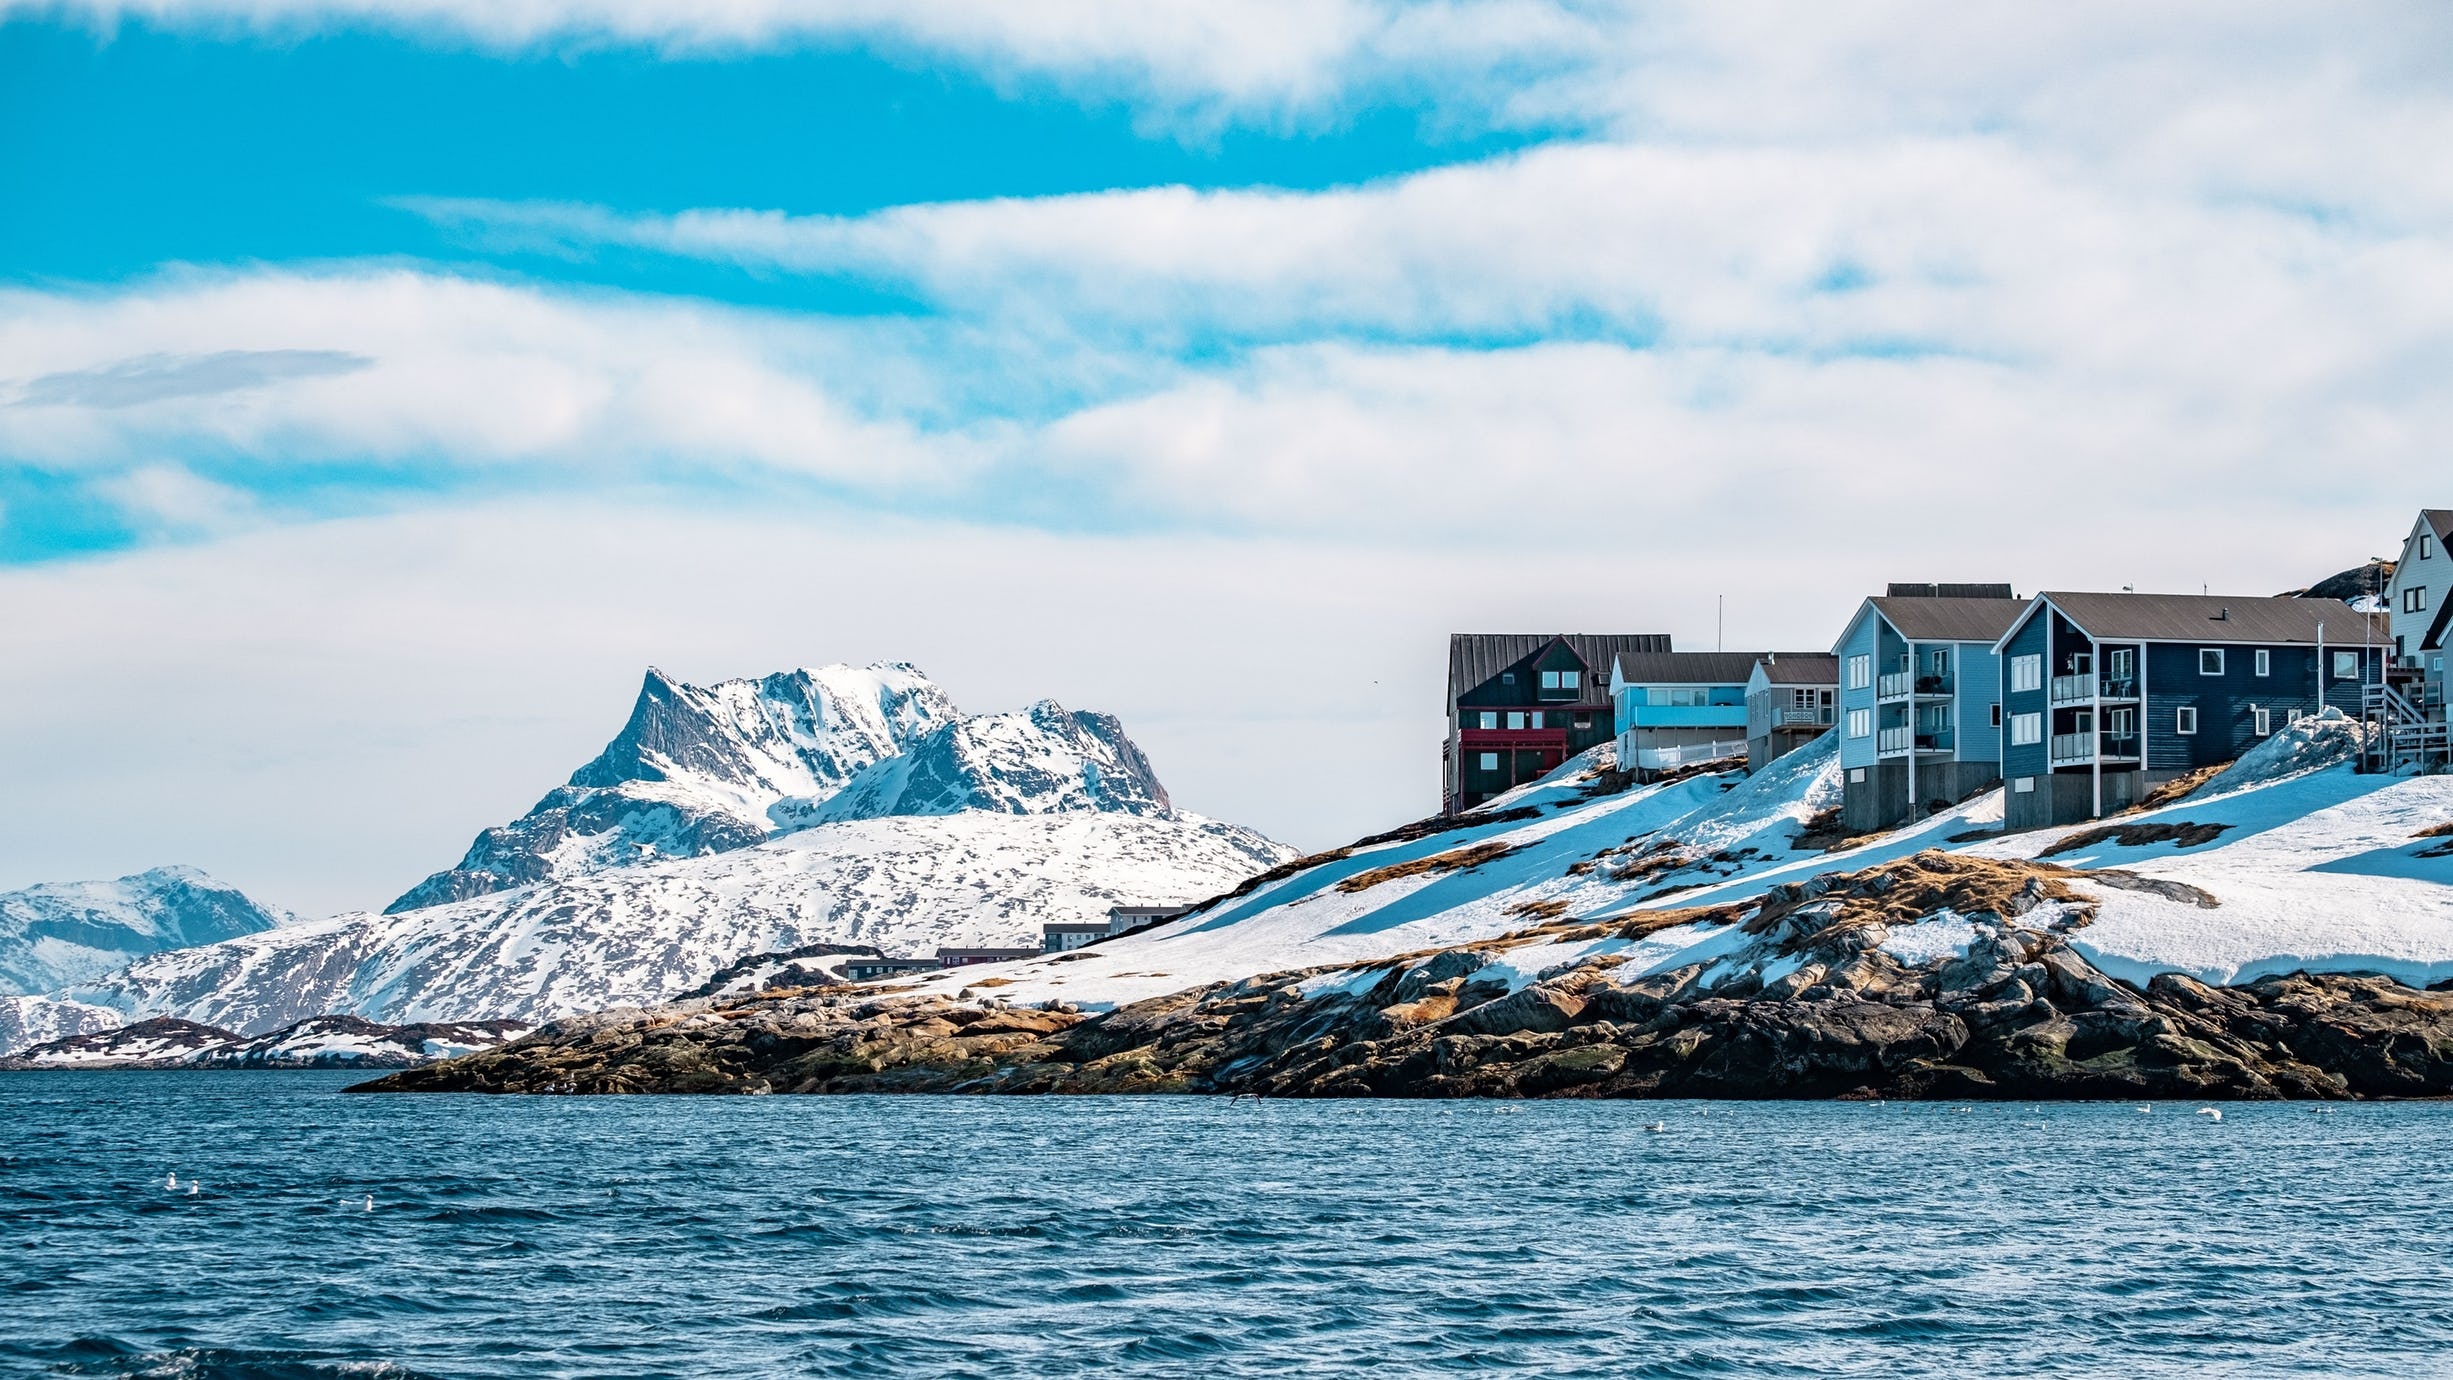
[2049,673,2094,704]
[2050,732,2140,765]
[1630,739,1747,770]
[1771,707,1834,727]
[1877,727,1955,755]
[2051,672,2139,704]
[1876,671,1914,699]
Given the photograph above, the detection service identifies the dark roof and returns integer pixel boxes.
[2426,509,2453,545]
[1753,652,1839,685]
[2033,591,2389,646]
[1611,651,1775,685]
[1867,595,2026,643]
[2421,596,2453,653]
[1447,633,1670,701]
[1885,582,2015,600]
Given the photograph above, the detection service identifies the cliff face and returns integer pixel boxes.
[359,852,2453,1101]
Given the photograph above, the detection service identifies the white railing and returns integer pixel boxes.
[1772,707,1833,727]
[1877,671,1914,699]
[2050,673,2096,704]
[2049,731,2095,765]
[1631,739,1747,770]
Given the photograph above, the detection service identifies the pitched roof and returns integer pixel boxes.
[1612,651,1778,685]
[1866,595,2026,643]
[1447,633,1670,700]
[2034,591,2389,645]
[2425,509,2453,546]
[1753,652,1839,685]
[2421,596,2453,653]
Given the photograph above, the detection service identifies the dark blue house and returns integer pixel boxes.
[1992,592,2388,830]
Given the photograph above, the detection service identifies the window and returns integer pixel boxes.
[1506,712,1526,730]
[2253,706,2271,735]
[1530,712,1545,729]
[2425,534,2437,561]
[1991,704,2003,728]
[1849,768,1866,783]
[1540,670,1561,690]
[2254,649,2270,677]
[2010,712,2042,746]
[1477,711,1497,730]
[1574,716,1592,730]
[1478,752,1499,771]
[1651,686,1709,708]
[1846,654,1872,690]
[1562,669,1581,691]
[2109,648,2133,679]
[1501,672,1516,685]
[1929,648,1950,677]
[2009,654,2042,693]
[2332,651,2360,681]
[2406,586,2430,614]
[2071,651,2093,676]
[2176,706,2198,735]
[2013,777,2035,794]
[2198,648,2224,676]
[1847,708,1872,739]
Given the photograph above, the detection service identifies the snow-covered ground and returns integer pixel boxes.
[0,866,288,995]
[882,723,2453,1010]
[66,811,1287,1033]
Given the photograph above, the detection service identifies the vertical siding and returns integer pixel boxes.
[1999,614,2050,782]
[2144,642,2329,772]
[1836,606,1882,770]
[1953,639,2005,763]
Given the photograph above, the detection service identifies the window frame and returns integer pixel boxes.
[1990,704,2003,728]
[1846,708,1872,739]
[2332,650,2361,681]
[2407,586,2429,614]
[1845,654,1872,691]
[2009,654,2042,693]
[2253,649,2270,677]
[2198,648,2224,676]
[2253,706,2271,736]
[1477,752,1500,771]
[1477,711,1497,730]
[2176,706,2198,735]
[2009,711,2042,746]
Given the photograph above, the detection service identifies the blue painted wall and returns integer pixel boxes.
[1999,612,2051,783]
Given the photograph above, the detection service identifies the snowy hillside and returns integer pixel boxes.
[389,663,958,911]
[0,865,287,994]
[0,994,125,1056]
[875,722,2453,1013]
[69,812,1289,1035]
[0,1014,526,1069]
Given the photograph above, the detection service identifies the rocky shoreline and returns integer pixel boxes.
[358,852,2453,1101]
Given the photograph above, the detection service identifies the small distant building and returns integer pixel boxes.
[1995,591,2389,829]
[1041,921,1110,953]
[843,956,939,982]
[1833,584,2025,831]
[1445,633,1670,812]
[936,947,1042,968]
[1609,651,1776,778]
[1108,904,1194,938]
[1744,652,1838,772]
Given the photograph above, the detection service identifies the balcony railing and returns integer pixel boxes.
[1630,739,1746,770]
[2049,732,2142,766]
[1770,707,1834,727]
[1877,727,1956,755]
[2050,673,2140,705]
[1876,671,1913,700]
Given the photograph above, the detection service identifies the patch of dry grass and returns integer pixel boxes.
[1335,840,1521,893]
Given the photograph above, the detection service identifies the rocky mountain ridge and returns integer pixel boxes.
[3,1014,527,1069]
[0,866,287,995]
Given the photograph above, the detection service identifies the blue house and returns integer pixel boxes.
[1609,651,1774,778]
[1993,591,2390,830]
[1831,585,2025,830]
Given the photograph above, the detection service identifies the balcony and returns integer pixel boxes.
[2049,732,2143,766]
[2049,673,2140,706]
[1460,727,1568,751]
[1878,671,1954,700]
[1877,726,1956,756]
[1769,707,1834,728]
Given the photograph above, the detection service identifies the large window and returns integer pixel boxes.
[1650,686,1710,707]
[2009,654,2042,693]
[2010,712,2041,746]
[1846,709,1872,739]
[1845,654,1871,690]
[2198,648,2225,676]
[2176,706,2198,735]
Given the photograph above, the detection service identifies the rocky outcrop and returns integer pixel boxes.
[360,852,2453,1101]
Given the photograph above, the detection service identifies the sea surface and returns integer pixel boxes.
[4,1074,2451,1379]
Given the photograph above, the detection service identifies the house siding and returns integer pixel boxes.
[1835,609,1882,771]
[1952,639,2005,764]
[1998,611,2051,787]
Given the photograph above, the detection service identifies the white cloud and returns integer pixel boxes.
[91,463,260,536]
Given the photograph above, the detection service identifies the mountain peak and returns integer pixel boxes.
[0,867,285,997]
[802,698,1173,825]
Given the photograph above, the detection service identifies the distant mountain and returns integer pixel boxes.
[0,1014,527,1069]
[0,994,125,1057]
[0,866,287,995]
[388,663,957,912]
[796,701,1172,826]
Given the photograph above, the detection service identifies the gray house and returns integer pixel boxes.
[1744,653,1837,773]
[1831,584,2024,830]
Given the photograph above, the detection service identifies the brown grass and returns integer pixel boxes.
[1335,840,1521,893]
[2131,763,2229,814]
[2415,821,2453,840]
[1506,897,1574,922]
[1742,850,2089,942]
[2040,821,2231,857]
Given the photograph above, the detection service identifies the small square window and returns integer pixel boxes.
[1540,670,1561,690]
[2009,654,2042,694]
[1562,670,1581,690]
[1506,712,1527,730]
[2176,706,2198,735]
[1478,752,1499,771]
[2332,651,2360,680]
[1849,768,1866,783]
[2253,649,2270,677]
[2198,649,2224,676]
[1477,711,1497,730]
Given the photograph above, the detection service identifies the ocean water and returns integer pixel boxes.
[5,1074,2451,1379]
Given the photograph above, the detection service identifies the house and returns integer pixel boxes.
[2385,509,2451,669]
[1832,584,2024,830]
[1445,633,1669,812]
[1107,904,1195,938]
[1995,591,2390,829]
[936,947,1042,968]
[1744,653,1837,772]
[843,956,939,982]
[1610,651,1790,778]
[1041,921,1110,953]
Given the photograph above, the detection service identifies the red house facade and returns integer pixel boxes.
[1444,633,1670,813]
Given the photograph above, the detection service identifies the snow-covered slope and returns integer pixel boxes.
[70,812,1289,1034]
[0,994,126,1056]
[800,701,1171,825]
[0,1014,527,1068]
[0,866,287,994]
[878,723,2453,1012]
[388,663,958,911]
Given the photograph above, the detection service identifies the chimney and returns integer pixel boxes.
[2213,607,2230,621]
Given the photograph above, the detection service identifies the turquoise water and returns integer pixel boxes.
[5,1073,2450,1378]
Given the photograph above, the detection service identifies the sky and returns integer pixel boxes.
[3,1,2451,916]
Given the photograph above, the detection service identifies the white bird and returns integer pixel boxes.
[165,1173,177,1190]
[1645,1121,1667,1133]
[2197,1107,2222,1121]
[2137,1105,2153,1114]
[364,1195,374,1211]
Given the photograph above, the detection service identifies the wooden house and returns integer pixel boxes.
[1832,585,2024,830]
[1611,651,1797,778]
[1744,653,1838,773]
[1993,591,2390,829]
[1445,633,1668,812]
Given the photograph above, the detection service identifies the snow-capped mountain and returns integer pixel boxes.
[388,663,957,911]
[795,701,1171,825]
[0,1014,526,1069]
[69,812,1288,1033]
[0,994,125,1056]
[0,865,287,995]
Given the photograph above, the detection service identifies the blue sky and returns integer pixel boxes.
[3,1,2450,913]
